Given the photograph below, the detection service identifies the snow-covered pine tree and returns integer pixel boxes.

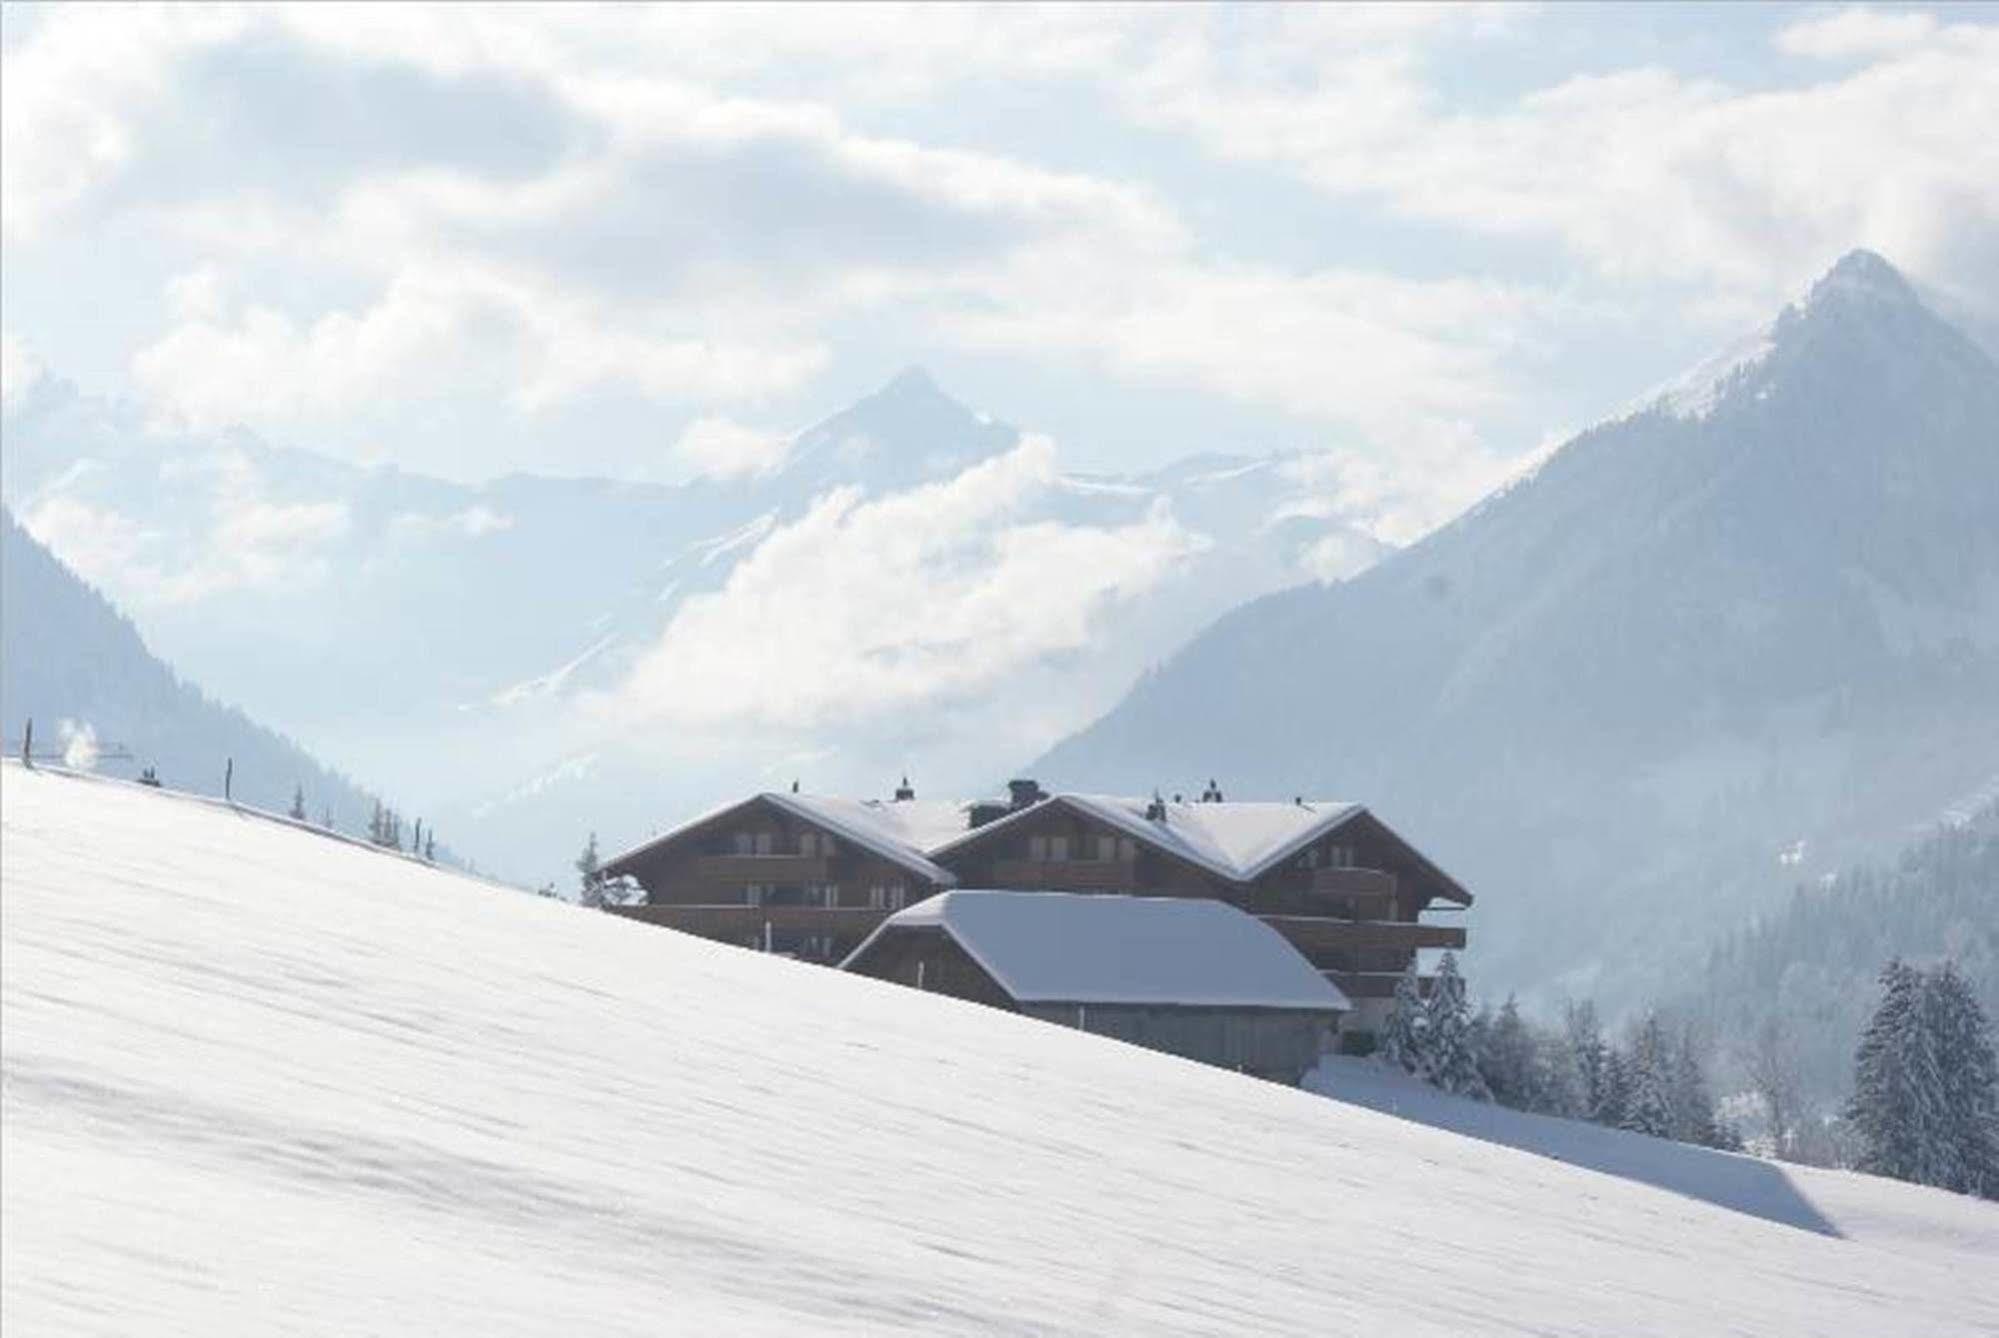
[576,832,604,908]
[1480,996,1544,1111]
[1921,962,1999,1197]
[288,785,306,822]
[1669,1023,1724,1148]
[1597,1048,1631,1128]
[1378,958,1427,1073]
[1563,999,1608,1121]
[1421,952,1490,1100]
[1619,1013,1674,1138]
[1848,959,1932,1183]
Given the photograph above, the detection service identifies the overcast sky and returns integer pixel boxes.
[5,2,1996,541]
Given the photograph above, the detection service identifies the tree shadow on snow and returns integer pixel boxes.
[1305,1059,1841,1238]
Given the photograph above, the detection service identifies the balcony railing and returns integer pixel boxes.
[1258,916,1464,952]
[690,854,830,883]
[1327,970,1435,1000]
[988,859,1137,891]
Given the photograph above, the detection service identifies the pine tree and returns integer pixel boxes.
[1922,962,1999,1197]
[1480,996,1544,1111]
[1563,999,1610,1122]
[1669,1023,1724,1148]
[1378,958,1428,1073]
[288,784,306,822]
[1421,952,1491,1100]
[1597,1048,1631,1128]
[367,800,386,846]
[1849,959,1930,1183]
[1619,1013,1674,1138]
[576,832,603,908]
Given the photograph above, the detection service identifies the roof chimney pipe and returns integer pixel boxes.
[1006,778,1046,811]
[894,775,915,802]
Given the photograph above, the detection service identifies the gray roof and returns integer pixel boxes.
[847,890,1351,1012]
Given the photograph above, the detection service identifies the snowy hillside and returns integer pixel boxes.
[5,763,1996,1336]
[1,368,1384,884]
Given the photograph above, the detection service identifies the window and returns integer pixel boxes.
[1048,835,1070,861]
[744,883,767,907]
[733,831,754,855]
[799,832,817,856]
[816,883,840,908]
[1029,835,1048,861]
[887,884,907,910]
[1092,834,1117,862]
[868,885,885,910]
[754,831,774,855]
[1119,838,1136,863]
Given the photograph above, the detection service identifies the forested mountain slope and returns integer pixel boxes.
[1038,251,1999,1004]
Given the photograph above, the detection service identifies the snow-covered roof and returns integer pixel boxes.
[766,793,965,883]
[606,788,1468,904]
[930,794,1367,885]
[602,791,962,885]
[852,890,1351,1012]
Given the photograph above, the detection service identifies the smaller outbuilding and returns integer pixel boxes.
[840,891,1350,1085]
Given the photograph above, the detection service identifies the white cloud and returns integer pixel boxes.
[1775,7,1939,60]
[598,435,1208,729]
[673,416,793,480]
[1,331,44,409]
[25,450,350,604]
[1110,8,1999,309]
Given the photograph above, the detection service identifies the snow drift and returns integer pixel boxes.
[3,763,1995,1335]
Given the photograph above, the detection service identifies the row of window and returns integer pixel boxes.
[1297,844,1359,870]
[729,830,840,857]
[739,883,908,910]
[1025,834,1138,863]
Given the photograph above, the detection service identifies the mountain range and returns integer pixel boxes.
[1039,250,1999,1004]
[1,364,1387,882]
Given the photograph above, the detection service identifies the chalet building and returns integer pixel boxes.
[603,779,1472,1038]
[842,891,1350,1084]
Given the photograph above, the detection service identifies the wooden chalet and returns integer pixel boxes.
[603,778,1472,1039]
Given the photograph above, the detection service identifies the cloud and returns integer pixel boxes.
[673,416,792,480]
[598,435,1208,729]
[1109,7,1999,310]
[24,449,350,604]
[1,331,44,409]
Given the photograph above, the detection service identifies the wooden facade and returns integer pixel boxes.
[603,784,1471,1037]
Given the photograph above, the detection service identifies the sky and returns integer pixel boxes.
[4,1,1998,547]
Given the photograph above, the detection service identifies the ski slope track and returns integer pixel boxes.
[4,763,1996,1336]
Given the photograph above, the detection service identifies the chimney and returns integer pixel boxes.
[893,775,915,802]
[967,800,1009,830]
[1145,791,1167,822]
[1006,778,1046,811]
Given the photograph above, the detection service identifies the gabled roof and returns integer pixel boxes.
[602,791,959,886]
[847,891,1351,1012]
[931,793,1374,883]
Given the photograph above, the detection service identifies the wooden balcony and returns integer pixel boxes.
[690,854,830,883]
[610,903,890,936]
[1258,917,1465,952]
[988,859,1137,891]
[1308,867,1397,899]
[1328,970,1435,1000]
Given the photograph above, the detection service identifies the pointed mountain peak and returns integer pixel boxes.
[879,364,943,401]
[1803,248,1922,313]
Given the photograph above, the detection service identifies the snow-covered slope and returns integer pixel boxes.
[5,763,1995,1335]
